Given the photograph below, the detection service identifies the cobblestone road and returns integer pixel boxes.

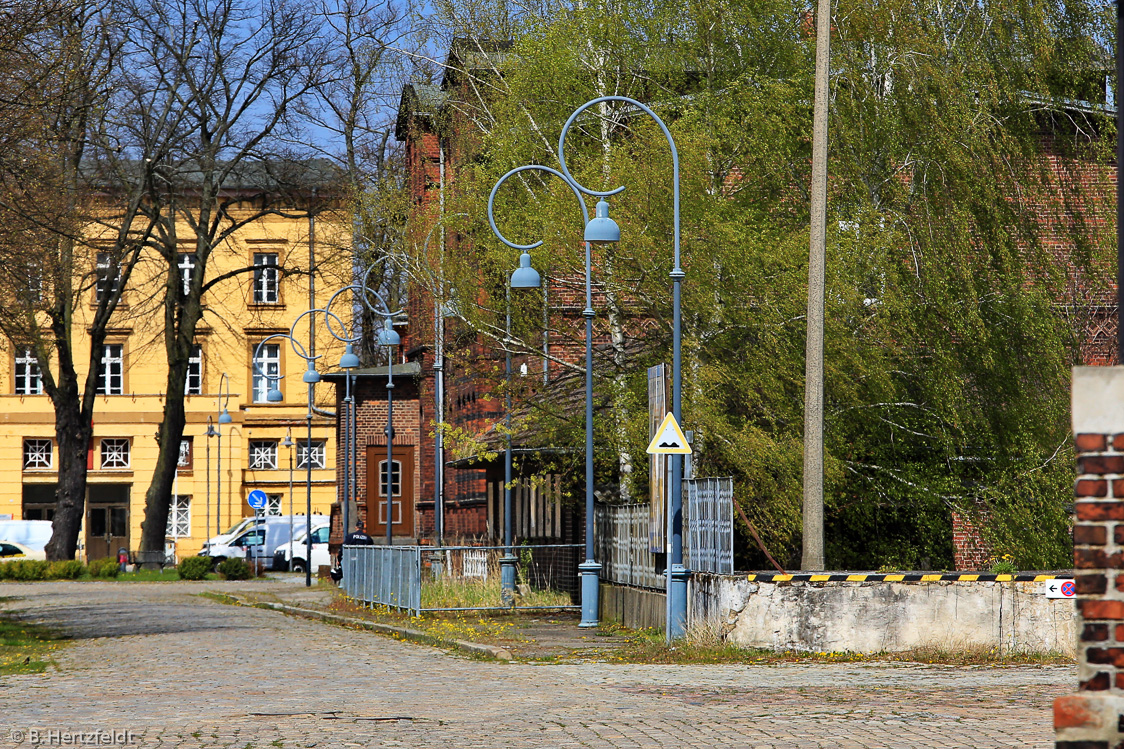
[0,582,1069,748]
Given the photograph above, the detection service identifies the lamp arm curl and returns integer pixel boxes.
[487,165,591,250]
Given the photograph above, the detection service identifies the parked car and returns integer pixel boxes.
[272,522,330,573]
[0,520,53,553]
[200,517,317,570]
[0,540,46,560]
[199,515,316,558]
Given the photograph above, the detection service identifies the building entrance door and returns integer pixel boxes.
[366,446,413,539]
[87,484,129,561]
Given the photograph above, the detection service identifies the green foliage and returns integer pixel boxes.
[217,558,252,580]
[415,0,1111,568]
[45,560,85,580]
[87,557,120,579]
[0,560,48,580]
[177,556,212,581]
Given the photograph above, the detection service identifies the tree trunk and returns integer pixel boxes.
[44,384,93,561]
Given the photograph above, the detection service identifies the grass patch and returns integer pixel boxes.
[420,576,573,610]
[198,592,240,605]
[0,614,67,674]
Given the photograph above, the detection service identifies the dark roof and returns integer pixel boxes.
[320,362,422,381]
[395,83,450,141]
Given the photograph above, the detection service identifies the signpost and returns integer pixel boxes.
[1042,579,1075,599]
[247,490,268,575]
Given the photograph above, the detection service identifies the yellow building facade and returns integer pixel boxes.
[0,207,351,561]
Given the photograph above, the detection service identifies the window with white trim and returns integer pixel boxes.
[251,343,280,403]
[97,344,123,395]
[15,348,42,395]
[22,439,52,469]
[377,460,402,497]
[266,494,283,516]
[100,438,130,469]
[177,253,196,297]
[185,345,202,395]
[166,495,190,537]
[177,438,192,469]
[252,253,279,304]
[296,440,326,470]
[248,440,278,470]
[95,252,120,302]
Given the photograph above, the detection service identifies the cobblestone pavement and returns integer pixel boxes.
[0,581,1069,748]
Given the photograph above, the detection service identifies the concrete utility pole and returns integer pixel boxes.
[802,0,831,571]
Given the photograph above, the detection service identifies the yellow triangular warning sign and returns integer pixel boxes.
[646,412,692,454]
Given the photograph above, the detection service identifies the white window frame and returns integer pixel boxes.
[296,440,326,470]
[377,459,402,497]
[100,438,130,470]
[177,253,196,297]
[15,348,42,395]
[185,345,202,395]
[177,438,192,468]
[252,253,279,304]
[95,252,120,302]
[266,494,283,517]
[248,440,278,470]
[97,344,123,395]
[22,439,52,470]
[251,343,280,403]
[166,495,190,537]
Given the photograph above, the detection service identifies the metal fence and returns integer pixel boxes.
[341,544,582,615]
[685,477,734,574]
[594,503,666,589]
[595,476,735,589]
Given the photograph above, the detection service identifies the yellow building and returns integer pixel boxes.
[0,206,351,561]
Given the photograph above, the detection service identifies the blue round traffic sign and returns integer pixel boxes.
[247,490,268,510]
[1061,580,1075,597]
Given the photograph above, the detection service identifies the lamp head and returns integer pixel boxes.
[205,424,219,437]
[510,251,541,289]
[218,408,232,425]
[280,434,294,448]
[338,343,360,369]
[584,199,620,244]
[266,380,284,402]
[302,361,321,384]
[377,318,400,347]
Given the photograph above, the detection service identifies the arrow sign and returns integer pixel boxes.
[247,489,268,510]
[1042,579,1075,598]
[646,412,692,455]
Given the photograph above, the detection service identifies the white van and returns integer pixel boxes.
[0,520,53,552]
[272,521,330,573]
[199,515,312,557]
[200,515,326,570]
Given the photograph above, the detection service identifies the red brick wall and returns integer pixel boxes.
[951,509,990,571]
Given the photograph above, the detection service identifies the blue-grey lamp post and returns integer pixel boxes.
[216,372,233,537]
[252,318,321,587]
[555,96,688,640]
[354,270,403,546]
[324,285,363,546]
[488,163,601,626]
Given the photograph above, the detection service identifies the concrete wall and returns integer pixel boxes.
[692,573,1076,655]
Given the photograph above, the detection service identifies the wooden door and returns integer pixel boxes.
[86,506,128,561]
[366,445,414,539]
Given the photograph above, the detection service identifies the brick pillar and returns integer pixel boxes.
[951,506,990,571]
[1056,367,1124,748]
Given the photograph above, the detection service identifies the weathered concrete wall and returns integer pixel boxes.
[692,573,1076,655]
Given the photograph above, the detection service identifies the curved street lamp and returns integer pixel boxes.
[251,314,322,587]
[487,164,600,626]
[215,372,233,537]
[506,96,688,639]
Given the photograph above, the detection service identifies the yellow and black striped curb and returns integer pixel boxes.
[744,573,1061,583]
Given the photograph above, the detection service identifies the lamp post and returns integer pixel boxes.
[501,96,688,638]
[205,416,216,546]
[323,285,363,544]
[282,430,294,569]
[487,163,599,625]
[252,316,321,587]
[216,373,233,536]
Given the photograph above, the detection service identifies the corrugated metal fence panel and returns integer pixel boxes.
[685,477,734,574]
[595,503,665,590]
